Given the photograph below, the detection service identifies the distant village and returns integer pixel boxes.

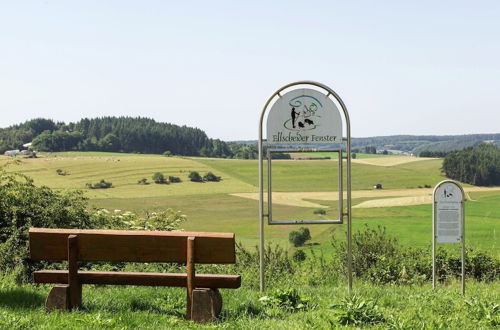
[3,142,33,156]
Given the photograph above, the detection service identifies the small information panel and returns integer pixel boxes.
[434,182,463,243]
[432,180,466,295]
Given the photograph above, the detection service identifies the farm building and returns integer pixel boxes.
[4,150,20,156]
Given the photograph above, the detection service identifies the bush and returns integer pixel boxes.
[332,225,499,284]
[188,171,203,182]
[313,209,326,215]
[203,172,221,182]
[292,250,307,262]
[56,169,68,176]
[289,227,311,247]
[168,176,181,183]
[0,166,92,282]
[86,179,113,189]
[137,178,149,185]
[152,172,167,184]
[163,151,172,157]
[259,288,311,313]
[331,295,385,326]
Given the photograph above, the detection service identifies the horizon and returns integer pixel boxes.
[2,115,500,142]
[1,1,499,140]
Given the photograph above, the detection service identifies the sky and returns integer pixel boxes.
[1,1,499,140]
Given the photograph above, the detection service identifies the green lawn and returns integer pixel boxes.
[2,152,498,255]
[1,274,498,329]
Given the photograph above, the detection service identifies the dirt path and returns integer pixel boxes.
[231,186,500,209]
[352,156,434,167]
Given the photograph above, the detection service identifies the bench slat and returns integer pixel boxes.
[34,270,241,289]
[29,228,236,264]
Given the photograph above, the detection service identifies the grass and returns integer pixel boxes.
[2,152,498,255]
[197,157,445,191]
[1,152,499,328]
[1,273,498,329]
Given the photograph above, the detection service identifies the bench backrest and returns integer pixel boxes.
[29,228,236,264]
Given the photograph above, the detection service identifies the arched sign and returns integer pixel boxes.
[432,180,465,295]
[258,81,352,294]
[266,88,343,145]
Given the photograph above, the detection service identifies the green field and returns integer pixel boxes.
[1,152,499,328]
[1,152,498,255]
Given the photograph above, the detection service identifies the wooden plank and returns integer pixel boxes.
[67,235,81,309]
[29,228,236,263]
[186,236,195,319]
[34,270,242,288]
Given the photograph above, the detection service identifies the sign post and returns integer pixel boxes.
[258,81,352,293]
[432,180,465,295]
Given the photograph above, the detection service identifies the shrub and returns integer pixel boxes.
[137,178,149,185]
[292,250,307,262]
[188,171,203,182]
[86,179,113,189]
[0,166,92,282]
[332,225,499,284]
[56,169,68,176]
[163,151,172,157]
[331,295,385,326]
[152,172,167,184]
[259,288,311,313]
[122,209,186,231]
[203,172,221,182]
[465,297,500,327]
[313,209,326,215]
[289,227,311,247]
[168,176,181,183]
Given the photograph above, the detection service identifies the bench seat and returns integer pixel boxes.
[34,270,241,288]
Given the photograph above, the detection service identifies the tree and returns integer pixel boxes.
[442,144,500,186]
[98,133,120,152]
[365,146,377,154]
[203,172,221,182]
[152,172,167,184]
[188,171,203,182]
[288,227,312,247]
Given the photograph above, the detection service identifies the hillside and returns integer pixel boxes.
[234,133,500,155]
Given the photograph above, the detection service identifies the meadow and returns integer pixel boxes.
[1,152,499,328]
[2,152,497,254]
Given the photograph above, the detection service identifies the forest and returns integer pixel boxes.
[0,117,238,157]
[442,144,500,186]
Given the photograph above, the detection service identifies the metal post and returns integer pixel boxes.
[432,200,436,289]
[258,130,265,292]
[461,200,465,296]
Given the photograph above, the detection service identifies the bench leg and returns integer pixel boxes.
[45,285,70,311]
[190,288,222,323]
[45,284,82,311]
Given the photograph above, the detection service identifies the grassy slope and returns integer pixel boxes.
[2,153,497,254]
[1,275,498,329]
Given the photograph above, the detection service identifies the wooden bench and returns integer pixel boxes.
[29,228,241,323]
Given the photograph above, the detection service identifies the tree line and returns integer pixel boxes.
[0,117,254,158]
[442,144,500,186]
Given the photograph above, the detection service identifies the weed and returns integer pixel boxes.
[330,295,385,326]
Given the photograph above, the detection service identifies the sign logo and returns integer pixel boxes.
[266,88,342,144]
[285,95,322,131]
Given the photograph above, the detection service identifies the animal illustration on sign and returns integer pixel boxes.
[284,95,321,132]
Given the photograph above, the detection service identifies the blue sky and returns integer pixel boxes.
[1,1,499,140]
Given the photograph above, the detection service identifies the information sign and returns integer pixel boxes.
[266,88,342,144]
[435,182,463,243]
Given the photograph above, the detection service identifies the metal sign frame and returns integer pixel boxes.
[267,148,343,225]
[432,179,466,295]
[258,81,352,293]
